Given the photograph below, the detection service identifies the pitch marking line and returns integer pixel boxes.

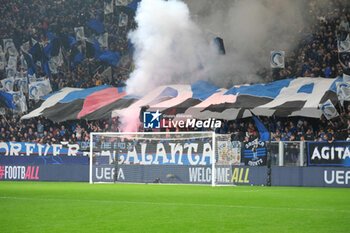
[1,196,349,213]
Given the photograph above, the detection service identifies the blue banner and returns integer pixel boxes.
[0,142,87,156]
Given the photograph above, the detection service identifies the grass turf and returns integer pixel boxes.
[0,182,349,233]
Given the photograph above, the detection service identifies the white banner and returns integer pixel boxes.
[0,52,5,70]
[48,50,63,74]
[338,35,350,53]
[119,12,128,27]
[217,141,241,165]
[104,0,114,15]
[6,67,15,79]
[319,99,339,120]
[97,32,108,49]
[48,60,58,74]
[74,26,85,41]
[27,73,37,83]
[15,76,28,93]
[29,79,52,100]
[20,41,30,53]
[9,91,27,113]
[270,51,285,68]
[1,78,14,92]
[7,55,17,69]
[3,39,18,57]
[20,54,27,70]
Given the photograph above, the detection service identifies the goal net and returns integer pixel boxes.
[89,132,240,186]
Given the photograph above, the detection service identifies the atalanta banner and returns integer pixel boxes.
[307,141,350,167]
[102,139,214,166]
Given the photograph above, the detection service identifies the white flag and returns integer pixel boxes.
[336,82,350,106]
[119,12,128,27]
[270,51,285,68]
[74,26,85,41]
[336,74,350,106]
[1,77,14,92]
[7,56,17,69]
[3,39,12,50]
[14,71,23,79]
[20,54,27,70]
[3,39,18,57]
[28,73,37,83]
[319,99,339,120]
[10,91,27,113]
[48,60,58,74]
[0,52,6,70]
[338,35,350,53]
[104,0,114,15]
[115,0,130,6]
[49,49,63,74]
[6,67,15,79]
[97,32,108,49]
[18,92,28,113]
[29,79,52,100]
[344,74,350,83]
[20,92,28,113]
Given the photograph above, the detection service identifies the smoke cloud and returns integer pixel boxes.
[126,0,313,94]
[127,0,217,94]
[184,0,307,69]
[121,0,323,131]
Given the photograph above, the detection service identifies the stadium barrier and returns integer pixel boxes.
[0,141,349,187]
[0,164,88,182]
[0,163,348,187]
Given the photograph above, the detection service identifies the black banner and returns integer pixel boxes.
[307,141,350,167]
[242,139,267,166]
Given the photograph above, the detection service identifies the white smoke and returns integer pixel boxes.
[121,0,319,131]
[126,0,232,94]
[126,0,314,95]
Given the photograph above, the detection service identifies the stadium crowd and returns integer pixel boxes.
[264,0,350,81]
[0,0,350,143]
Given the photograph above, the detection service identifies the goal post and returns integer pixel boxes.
[89,131,238,186]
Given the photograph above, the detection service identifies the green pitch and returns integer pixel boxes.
[0,182,349,233]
